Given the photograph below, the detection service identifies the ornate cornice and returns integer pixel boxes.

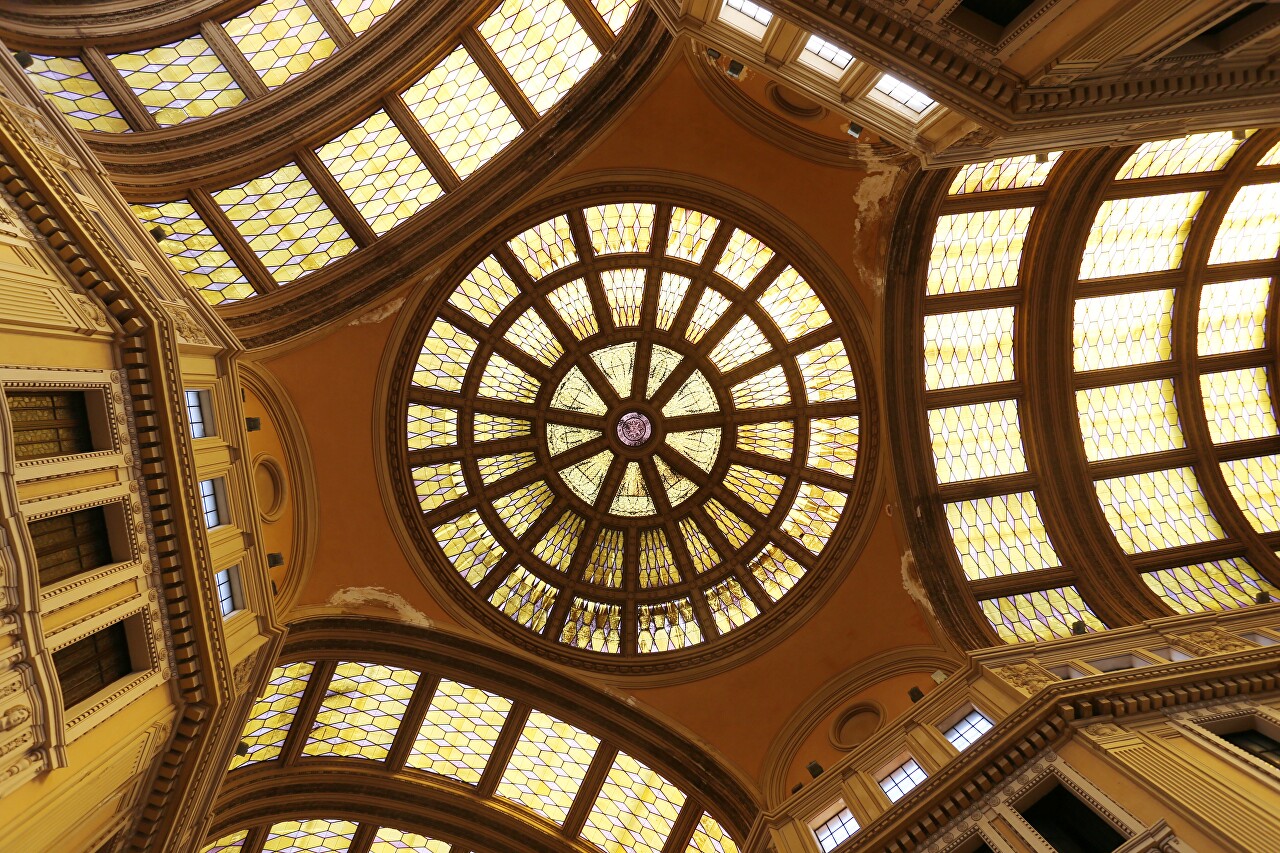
[0,0,248,44]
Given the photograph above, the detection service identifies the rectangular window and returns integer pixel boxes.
[799,35,854,77]
[1222,728,1280,769]
[1017,784,1124,852]
[943,708,994,751]
[30,506,116,586]
[216,566,244,617]
[719,0,773,38]
[812,806,858,852]
[52,620,135,708]
[872,74,936,115]
[200,478,228,529]
[185,389,214,439]
[6,390,95,460]
[878,757,927,802]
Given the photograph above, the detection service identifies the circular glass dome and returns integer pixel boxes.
[395,198,871,671]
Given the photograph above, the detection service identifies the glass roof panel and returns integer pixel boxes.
[547,279,600,338]
[927,208,1033,295]
[407,679,512,783]
[705,499,753,548]
[583,528,625,587]
[24,54,129,133]
[509,215,579,277]
[807,417,857,478]
[1115,131,1247,179]
[708,315,771,373]
[705,577,760,632]
[303,661,419,760]
[756,267,831,340]
[748,542,804,601]
[230,661,314,769]
[1078,192,1204,279]
[656,273,692,330]
[496,708,601,824]
[479,0,602,115]
[317,109,442,235]
[1261,140,1280,166]
[1201,368,1277,444]
[799,35,854,77]
[928,399,1026,483]
[1143,558,1277,614]
[1221,455,1280,533]
[688,813,741,853]
[411,461,467,511]
[201,830,249,853]
[724,464,785,516]
[736,420,793,461]
[531,510,585,572]
[492,480,554,537]
[1198,278,1270,355]
[923,306,1016,390]
[370,827,451,852]
[582,751,687,853]
[475,413,532,442]
[223,0,336,89]
[666,429,721,473]
[718,0,773,38]
[109,36,244,126]
[450,255,521,325]
[478,354,539,402]
[662,371,719,417]
[402,45,523,179]
[948,153,1061,194]
[587,203,655,255]
[638,528,678,586]
[601,268,647,327]
[133,200,253,304]
[679,517,720,573]
[797,341,857,403]
[489,566,559,631]
[506,306,564,365]
[1094,467,1224,553]
[872,73,935,114]
[412,320,476,391]
[562,597,623,650]
[781,482,845,554]
[944,492,1060,579]
[731,365,790,409]
[685,287,731,344]
[980,586,1104,643]
[593,0,642,33]
[666,207,721,262]
[261,818,357,853]
[1076,379,1184,461]
[559,449,612,505]
[636,599,703,651]
[433,509,504,586]
[476,451,536,485]
[1207,181,1280,264]
[612,461,656,516]
[212,163,355,284]
[1073,289,1174,371]
[714,229,775,287]
[334,0,404,35]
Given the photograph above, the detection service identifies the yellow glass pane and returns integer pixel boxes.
[945,492,1059,580]
[489,565,558,631]
[551,366,608,414]
[611,461,655,516]
[592,342,636,397]
[25,54,129,133]
[213,163,355,284]
[748,542,804,601]
[638,527,678,586]
[478,354,538,402]
[479,0,601,114]
[662,370,718,417]
[636,599,702,652]
[1073,289,1174,371]
[547,278,599,338]
[1094,467,1224,553]
[654,455,697,505]
[583,528,625,587]
[492,479,554,537]
[370,826,449,853]
[132,200,253,304]
[476,451,536,485]
[685,287,731,344]
[646,345,682,398]
[261,819,356,852]
[924,307,1015,390]
[1076,379,1184,461]
[980,586,1104,644]
[927,208,1032,295]
[1143,558,1277,614]
[546,422,601,456]
[705,499,753,548]
[757,266,830,340]
[532,510,585,572]
[1116,131,1246,179]
[666,207,720,262]
[656,273,692,330]
[509,215,579,277]
[110,36,244,126]
[433,509,504,586]
[1208,182,1280,264]
[737,420,793,461]
[1261,140,1280,166]
[201,829,249,853]
[797,341,857,403]
[781,482,845,554]
[724,464,785,516]
[407,679,513,783]
[562,597,622,649]
[317,109,441,235]
[1198,278,1269,355]
[713,228,774,286]
[948,153,1060,194]
[496,708,601,823]
[224,0,336,88]
[928,399,1026,483]
[705,576,760,632]
[402,45,522,179]
[450,255,521,325]
[475,413,532,442]
[1201,368,1277,443]
[559,449,613,505]
[688,812,740,853]
[708,315,771,373]
[601,268,646,327]
[807,416,858,478]
[582,752,687,853]
[230,661,313,769]
[679,517,720,574]
[506,307,563,368]
[412,319,475,391]
[334,0,403,35]
[666,429,720,473]
[411,461,467,511]
[303,661,419,760]
[1221,455,1280,533]
[592,0,641,33]
[1079,192,1204,279]
[731,365,790,409]
[587,203,654,255]
[407,405,457,449]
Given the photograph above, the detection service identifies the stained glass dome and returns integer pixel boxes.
[393,198,871,671]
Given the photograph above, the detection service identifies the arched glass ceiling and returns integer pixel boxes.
[16,0,643,306]
[396,200,867,665]
[913,131,1280,645]
[209,659,740,853]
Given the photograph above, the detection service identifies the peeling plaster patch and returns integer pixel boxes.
[849,165,903,298]
[900,549,935,616]
[328,585,434,628]
[348,296,405,326]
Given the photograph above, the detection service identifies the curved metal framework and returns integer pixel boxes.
[888,130,1280,648]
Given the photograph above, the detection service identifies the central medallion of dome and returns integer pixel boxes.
[394,198,872,673]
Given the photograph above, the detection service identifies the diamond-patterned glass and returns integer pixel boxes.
[1201,368,1277,444]
[923,307,1015,389]
[25,54,129,133]
[479,0,602,114]
[948,153,1061,194]
[927,208,1032,295]
[945,492,1060,579]
[581,751,687,853]
[224,0,336,88]
[496,708,601,824]
[1116,131,1246,179]
[1208,182,1280,264]
[929,399,1026,483]
[1198,279,1269,355]
[110,36,244,126]
[133,200,253,304]
[261,819,356,853]
[1079,193,1204,279]
[231,661,313,769]
[1221,455,1280,533]
[1076,379,1184,460]
[303,662,419,760]
[1094,467,1224,553]
[1073,289,1174,371]
[1143,558,1278,614]
[980,586,1105,643]
[407,679,513,783]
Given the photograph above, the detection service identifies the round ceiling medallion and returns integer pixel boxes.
[395,198,871,671]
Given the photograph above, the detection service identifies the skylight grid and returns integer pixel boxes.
[873,74,935,114]
[479,0,602,115]
[943,709,993,750]
[980,586,1105,643]
[109,36,244,126]
[719,0,773,37]
[24,54,129,133]
[1143,558,1277,614]
[223,0,337,89]
[800,35,854,76]
[132,200,254,304]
